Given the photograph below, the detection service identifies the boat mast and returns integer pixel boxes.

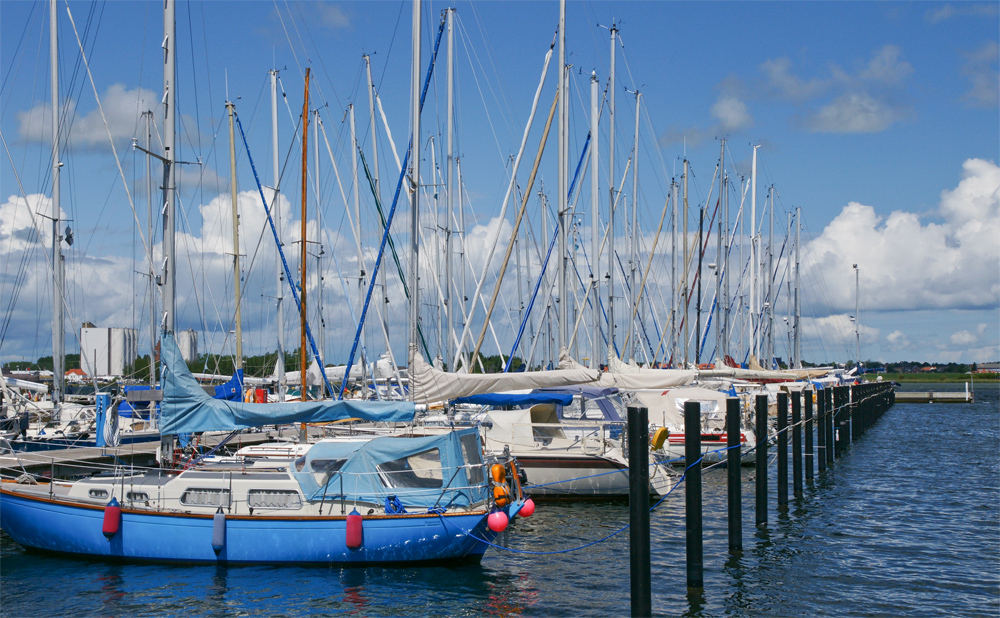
[144,110,155,387]
[50,0,64,412]
[767,185,774,367]
[271,69,286,400]
[227,101,243,372]
[715,139,725,364]
[750,144,758,359]
[794,206,801,368]
[670,179,677,365]
[629,91,640,362]
[723,160,730,362]
[682,158,689,366]
[300,68,310,402]
[444,8,455,370]
[607,22,617,359]
[409,0,421,397]
[364,54,388,381]
[162,0,176,337]
[557,0,568,353]
[315,108,326,398]
[590,71,599,369]
[350,104,366,392]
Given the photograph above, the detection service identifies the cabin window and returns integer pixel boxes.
[127,491,149,502]
[180,488,231,508]
[376,448,443,489]
[459,433,484,485]
[248,489,302,510]
[561,397,584,420]
[88,489,109,499]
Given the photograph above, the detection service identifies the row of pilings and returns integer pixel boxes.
[627,382,896,616]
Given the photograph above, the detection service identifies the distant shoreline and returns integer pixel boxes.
[885,372,998,384]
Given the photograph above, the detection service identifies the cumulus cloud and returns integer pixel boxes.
[859,45,913,86]
[801,158,1000,314]
[950,330,977,346]
[926,3,1000,24]
[886,330,911,351]
[756,46,913,134]
[806,92,905,133]
[960,41,999,108]
[18,84,158,148]
[711,95,753,132]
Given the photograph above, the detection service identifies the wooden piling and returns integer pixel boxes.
[627,406,651,617]
[777,391,788,508]
[804,389,814,482]
[726,397,742,552]
[826,389,835,465]
[792,391,802,497]
[684,401,703,590]
[755,394,768,527]
[816,388,827,473]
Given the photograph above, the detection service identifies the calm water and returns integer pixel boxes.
[3,384,998,617]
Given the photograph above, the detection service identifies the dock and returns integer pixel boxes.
[894,390,974,404]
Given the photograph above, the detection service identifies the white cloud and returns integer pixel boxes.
[926,3,1000,24]
[711,95,753,132]
[314,3,351,29]
[807,92,904,133]
[950,330,977,346]
[18,84,158,148]
[760,57,828,101]
[801,158,1000,314]
[859,45,913,86]
[886,330,911,350]
[960,41,999,108]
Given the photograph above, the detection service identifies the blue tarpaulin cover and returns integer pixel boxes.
[290,427,487,509]
[451,392,573,407]
[159,332,414,434]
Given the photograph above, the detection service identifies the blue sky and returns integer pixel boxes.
[1,1,997,370]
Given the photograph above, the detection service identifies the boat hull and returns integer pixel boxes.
[0,486,495,565]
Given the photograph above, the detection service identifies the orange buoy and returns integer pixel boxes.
[102,497,121,539]
[346,508,363,550]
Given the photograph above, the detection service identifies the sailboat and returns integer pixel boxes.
[2,0,531,565]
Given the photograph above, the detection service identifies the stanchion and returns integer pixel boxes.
[627,406,651,617]
[804,389,814,482]
[792,391,802,497]
[726,398,742,552]
[755,394,768,527]
[685,401,704,590]
[777,392,788,508]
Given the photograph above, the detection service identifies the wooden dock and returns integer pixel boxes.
[894,391,974,404]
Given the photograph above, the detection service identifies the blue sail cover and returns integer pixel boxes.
[291,427,487,509]
[214,370,243,401]
[160,332,414,434]
[451,392,573,407]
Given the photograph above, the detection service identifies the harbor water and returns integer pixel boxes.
[2,383,998,617]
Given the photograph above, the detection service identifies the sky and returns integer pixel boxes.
[0,0,997,372]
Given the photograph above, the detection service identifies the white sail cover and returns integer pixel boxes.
[697,357,800,382]
[556,348,695,391]
[409,347,599,405]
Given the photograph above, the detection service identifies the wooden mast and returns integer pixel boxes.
[300,68,310,403]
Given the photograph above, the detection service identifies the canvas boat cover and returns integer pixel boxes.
[409,346,598,405]
[555,347,696,391]
[290,427,488,509]
[159,332,414,434]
